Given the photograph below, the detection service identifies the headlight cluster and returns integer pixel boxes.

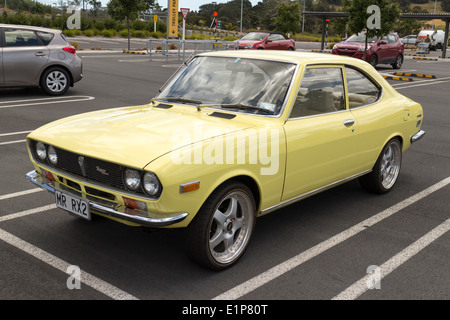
[123,168,161,197]
[34,141,58,165]
[243,45,254,49]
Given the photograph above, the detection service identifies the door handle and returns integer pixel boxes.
[35,52,46,56]
[344,119,355,127]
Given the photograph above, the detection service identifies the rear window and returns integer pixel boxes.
[37,31,54,46]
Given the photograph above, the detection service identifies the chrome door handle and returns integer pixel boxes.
[35,52,46,56]
[344,119,355,127]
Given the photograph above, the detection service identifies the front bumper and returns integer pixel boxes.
[25,170,188,227]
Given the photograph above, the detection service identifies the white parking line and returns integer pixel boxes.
[0,188,42,201]
[333,217,450,300]
[0,227,139,300]
[0,140,25,146]
[213,176,450,300]
[0,96,95,109]
[0,130,32,137]
[0,204,56,223]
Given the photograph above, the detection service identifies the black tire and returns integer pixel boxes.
[183,181,256,270]
[392,54,403,69]
[40,67,70,96]
[369,55,378,67]
[359,138,402,194]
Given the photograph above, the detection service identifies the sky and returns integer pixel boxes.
[38,0,261,12]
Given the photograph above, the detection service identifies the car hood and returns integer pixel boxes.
[28,104,253,169]
[337,41,367,48]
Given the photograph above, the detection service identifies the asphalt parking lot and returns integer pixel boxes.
[1,39,450,305]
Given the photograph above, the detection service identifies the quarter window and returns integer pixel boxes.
[289,67,345,118]
[4,29,40,47]
[37,31,54,46]
[346,67,381,109]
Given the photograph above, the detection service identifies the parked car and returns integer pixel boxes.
[229,31,295,50]
[417,29,445,50]
[332,32,404,69]
[400,34,417,45]
[26,51,425,270]
[0,24,82,95]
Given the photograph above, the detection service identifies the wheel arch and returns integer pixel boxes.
[40,64,74,87]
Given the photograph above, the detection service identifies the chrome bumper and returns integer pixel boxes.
[411,130,425,143]
[25,170,188,227]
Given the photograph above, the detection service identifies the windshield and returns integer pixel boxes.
[241,33,268,41]
[157,56,296,116]
[346,33,378,43]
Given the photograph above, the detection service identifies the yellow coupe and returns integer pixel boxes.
[26,51,425,270]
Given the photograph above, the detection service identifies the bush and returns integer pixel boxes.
[84,29,95,37]
[102,29,116,37]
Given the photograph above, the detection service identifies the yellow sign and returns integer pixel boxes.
[154,14,158,22]
[168,0,179,38]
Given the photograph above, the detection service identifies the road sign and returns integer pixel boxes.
[154,14,158,22]
[168,0,179,38]
[180,8,190,20]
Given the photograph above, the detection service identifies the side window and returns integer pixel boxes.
[388,35,396,43]
[346,67,381,109]
[289,67,345,118]
[37,31,54,46]
[4,29,40,47]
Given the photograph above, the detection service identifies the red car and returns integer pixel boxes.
[231,32,296,51]
[331,33,404,69]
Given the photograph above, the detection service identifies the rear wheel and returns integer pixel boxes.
[183,181,256,270]
[41,67,70,96]
[369,55,378,67]
[359,138,402,194]
[392,55,403,69]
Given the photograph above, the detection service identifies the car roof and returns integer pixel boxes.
[0,23,61,33]
[199,50,370,68]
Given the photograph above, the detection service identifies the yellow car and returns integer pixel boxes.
[26,51,425,270]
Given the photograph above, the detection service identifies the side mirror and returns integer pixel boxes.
[379,40,387,45]
[265,39,273,43]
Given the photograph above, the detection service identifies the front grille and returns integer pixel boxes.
[337,49,356,56]
[29,139,129,192]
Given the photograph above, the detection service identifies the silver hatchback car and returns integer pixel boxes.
[0,24,83,95]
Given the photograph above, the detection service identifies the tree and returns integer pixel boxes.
[442,0,450,12]
[107,0,155,50]
[343,0,400,59]
[275,2,300,34]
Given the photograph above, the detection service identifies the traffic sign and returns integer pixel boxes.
[180,8,190,20]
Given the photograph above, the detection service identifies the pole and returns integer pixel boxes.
[240,0,243,33]
[182,18,185,40]
[302,0,305,33]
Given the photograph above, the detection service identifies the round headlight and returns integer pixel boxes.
[143,172,160,196]
[47,146,58,165]
[36,142,47,161]
[124,168,141,191]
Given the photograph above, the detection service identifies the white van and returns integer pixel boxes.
[417,29,445,50]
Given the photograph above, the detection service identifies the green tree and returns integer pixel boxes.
[107,0,155,50]
[343,0,400,58]
[275,2,300,34]
[442,0,450,12]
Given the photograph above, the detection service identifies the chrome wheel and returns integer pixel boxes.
[184,181,256,270]
[392,55,403,69]
[380,140,401,190]
[208,190,254,265]
[46,71,68,93]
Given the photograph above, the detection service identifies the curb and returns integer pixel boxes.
[413,57,438,61]
[382,76,413,82]
[123,50,147,55]
[393,72,436,79]
[311,50,331,53]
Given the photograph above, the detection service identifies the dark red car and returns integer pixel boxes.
[231,32,296,51]
[331,32,404,69]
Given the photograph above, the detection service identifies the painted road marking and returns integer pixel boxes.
[213,176,450,300]
[0,96,95,109]
[333,217,450,300]
[0,188,42,201]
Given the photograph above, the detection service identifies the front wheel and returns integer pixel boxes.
[183,181,256,270]
[359,138,402,194]
[369,55,378,67]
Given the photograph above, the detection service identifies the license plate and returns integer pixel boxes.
[55,190,91,220]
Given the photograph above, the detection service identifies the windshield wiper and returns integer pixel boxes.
[218,103,275,114]
[151,97,203,105]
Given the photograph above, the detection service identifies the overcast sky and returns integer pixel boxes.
[39,0,261,12]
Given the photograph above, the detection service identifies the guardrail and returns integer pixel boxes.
[146,39,237,62]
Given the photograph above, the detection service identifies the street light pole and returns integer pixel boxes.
[301,0,305,33]
[240,0,243,33]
